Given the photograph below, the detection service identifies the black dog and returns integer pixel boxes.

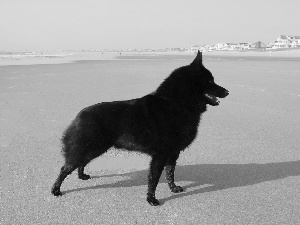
[51,51,229,206]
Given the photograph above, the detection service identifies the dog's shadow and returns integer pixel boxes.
[64,160,300,203]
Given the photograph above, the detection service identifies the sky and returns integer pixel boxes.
[1,0,300,51]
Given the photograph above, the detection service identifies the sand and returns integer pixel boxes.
[1,52,300,224]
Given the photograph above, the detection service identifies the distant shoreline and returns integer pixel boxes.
[1,49,300,66]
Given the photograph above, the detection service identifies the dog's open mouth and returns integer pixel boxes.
[204,93,220,106]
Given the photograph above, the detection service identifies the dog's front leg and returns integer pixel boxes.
[147,154,167,206]
[165,153,184,193]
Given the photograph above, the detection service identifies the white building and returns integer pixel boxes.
[271,35,300,48]
[191,45,212,52]
[236,43,250,50]
[215,43,230,50]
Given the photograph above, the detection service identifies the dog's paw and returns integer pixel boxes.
[147,195,160,206]
[51,188,62,196]
[170,185,184,193]
[78,174,91,180]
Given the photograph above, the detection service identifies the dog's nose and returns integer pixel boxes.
[224,90,229,96]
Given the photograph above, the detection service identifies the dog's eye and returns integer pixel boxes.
[209,80,213,84]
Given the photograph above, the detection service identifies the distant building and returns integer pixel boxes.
[214,43,222,50]
[191,45,202,51]
[209,45,217,51]
[191,35,300,52]
[191,45,212,52]
[288,35,300,48]
[236,43,250,50]
[249,41,266,49]
[290,40,300,48]
[215,43,237,50]
[215,43,227,50]
[273,35,291,48]
[271,35,300,48]
[201,44,211,52]
[228,43,238,50]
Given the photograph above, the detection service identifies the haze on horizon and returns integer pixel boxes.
[1,0,299,51]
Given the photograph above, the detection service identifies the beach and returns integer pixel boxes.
[1,51,300,224]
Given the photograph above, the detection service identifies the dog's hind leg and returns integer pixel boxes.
[147,154,168,206]
[51,163,78,196]
[51,139,85,196]
[165,153,183,193]
[78,166,91,180]
[77,154,94,180]
[77,145,111,180]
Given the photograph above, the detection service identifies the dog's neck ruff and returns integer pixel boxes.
[150,92,207,113]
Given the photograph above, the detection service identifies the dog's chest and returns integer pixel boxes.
[168,110,201,150]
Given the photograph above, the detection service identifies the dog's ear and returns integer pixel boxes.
[190,51,202,70]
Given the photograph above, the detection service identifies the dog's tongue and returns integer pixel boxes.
[204,93,220,105]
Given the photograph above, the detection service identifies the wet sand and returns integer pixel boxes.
[1,53,300,224]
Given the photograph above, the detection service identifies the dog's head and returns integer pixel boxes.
[190,51,229,106]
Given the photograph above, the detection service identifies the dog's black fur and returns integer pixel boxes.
[51,51,229,206]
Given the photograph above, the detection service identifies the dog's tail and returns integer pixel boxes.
[61,121,77,157]
[60,115,101,163]
[60,116,89,163]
